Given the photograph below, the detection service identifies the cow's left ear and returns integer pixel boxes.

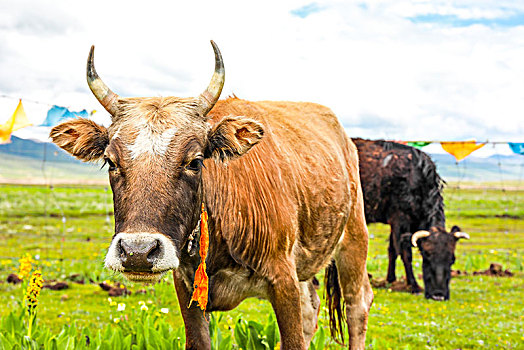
[450,225,461,234]
[207,116,264,161]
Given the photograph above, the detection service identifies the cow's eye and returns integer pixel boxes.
[104,158,117,172]
[186,158,204,172]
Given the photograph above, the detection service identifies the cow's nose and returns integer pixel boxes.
[118,237,161,272]
[430,291,446,301]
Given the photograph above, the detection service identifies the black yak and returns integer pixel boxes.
[353,138,469,300]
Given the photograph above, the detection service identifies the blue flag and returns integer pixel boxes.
[40,105,89,127]
[508,142,524,156]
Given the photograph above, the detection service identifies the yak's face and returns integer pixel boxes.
[412,226,470,301]
[49,42,263,283]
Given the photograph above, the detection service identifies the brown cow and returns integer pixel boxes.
[50,41,373,349]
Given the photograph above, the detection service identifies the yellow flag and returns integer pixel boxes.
[441,141,485,162]
[0,115,15,144]
[0,100,32,144]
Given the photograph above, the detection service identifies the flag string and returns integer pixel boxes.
[0,94,54,107]
[1,93,522,150]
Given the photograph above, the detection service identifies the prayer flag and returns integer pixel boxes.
[40,105,89,126]
[407,141,431,149]
[508,143,524,155]
[0,100,32,144]
[441,141,485,162]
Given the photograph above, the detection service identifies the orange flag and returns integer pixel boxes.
[0,100,32,144]
[189,203,209,313]
[441,141,485,162]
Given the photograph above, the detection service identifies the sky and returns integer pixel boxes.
[1,0,523,157]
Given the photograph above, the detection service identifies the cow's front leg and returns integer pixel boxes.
[400,240,422,294]
[173,270,211,350]
[268,265,306,350]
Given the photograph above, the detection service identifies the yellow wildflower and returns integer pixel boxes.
[25,270,43,311]
[18,254,34,280]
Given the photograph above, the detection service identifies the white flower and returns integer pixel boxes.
[140,304,148,311]
[160,308,169,314]
[117,303,126,311]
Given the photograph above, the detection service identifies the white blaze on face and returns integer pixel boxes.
[128,124,178,159]
[111,127,121,141]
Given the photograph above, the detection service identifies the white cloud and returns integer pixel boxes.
[1,0,523,151]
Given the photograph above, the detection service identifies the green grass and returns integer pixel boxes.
[0,184,522,348]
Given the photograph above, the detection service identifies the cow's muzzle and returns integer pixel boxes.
[105,232,179,283]
[428,290,447,301]
[119,238,159,271]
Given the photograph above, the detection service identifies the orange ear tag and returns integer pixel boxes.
[189,203,209,312]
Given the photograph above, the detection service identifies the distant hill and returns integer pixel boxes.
[0,136,78,163]
[0,137,522,183]
[429,153,523,182]
[0,136,106,182]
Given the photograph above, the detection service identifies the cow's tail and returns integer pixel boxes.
[325,259,346,345]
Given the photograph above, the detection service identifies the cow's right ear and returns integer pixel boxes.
[49,118,109,162]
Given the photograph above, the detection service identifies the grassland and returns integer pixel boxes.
[0,184,522,349]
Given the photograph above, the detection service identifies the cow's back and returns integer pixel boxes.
[204,98,357,277]
[353,138,444,229]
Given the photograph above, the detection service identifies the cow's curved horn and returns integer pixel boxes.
[198,40,225,117]
[453,231,470,240]
[87,45,119,117]
[412,230,431,247]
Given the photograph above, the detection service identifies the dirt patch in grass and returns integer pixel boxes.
[369,276,418,293]
[99,281,131,296]
[453,263,514,277]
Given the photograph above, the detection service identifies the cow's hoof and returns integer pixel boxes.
[411,285,422,294]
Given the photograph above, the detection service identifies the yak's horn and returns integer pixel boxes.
[453,231,470,240]
[199,40,225,117]
[87,46,119,116]
[412,230,431,247]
